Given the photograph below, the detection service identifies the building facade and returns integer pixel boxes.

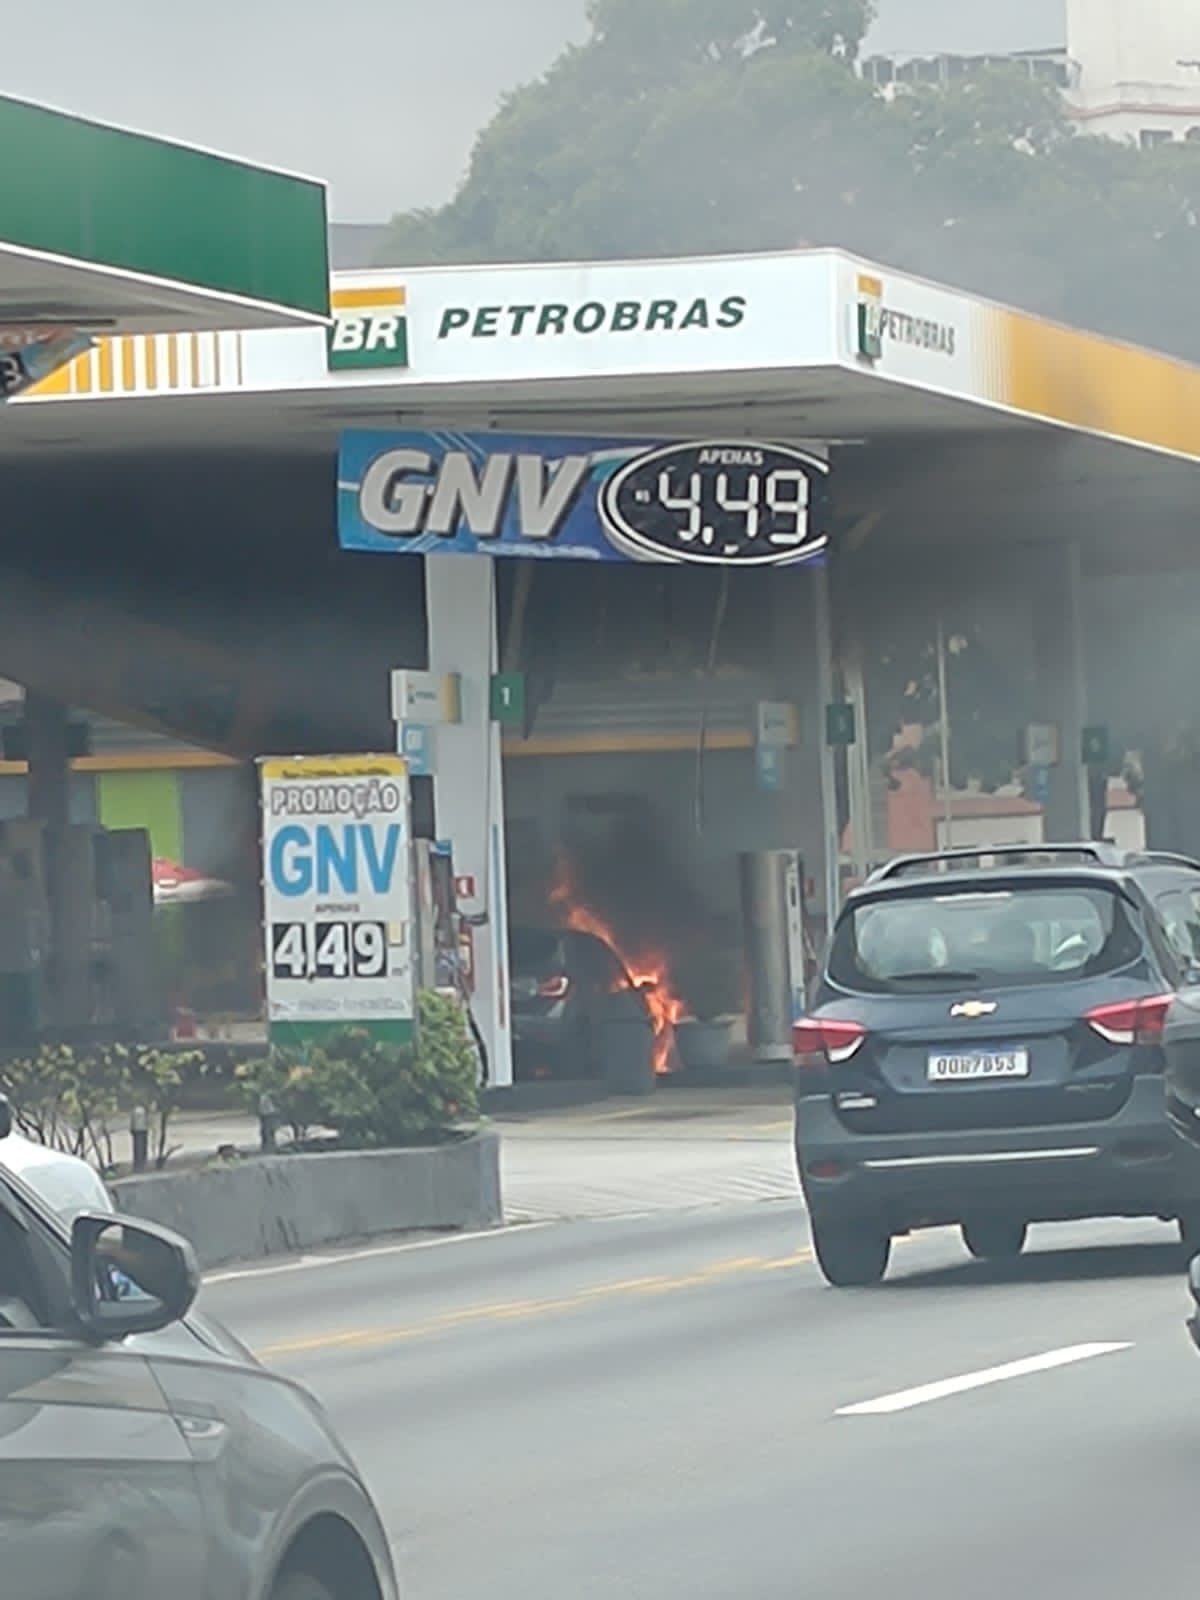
[1066,0,1200,145]
[863,0,1200,149]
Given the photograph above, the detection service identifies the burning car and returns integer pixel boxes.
[509,927,666,1092]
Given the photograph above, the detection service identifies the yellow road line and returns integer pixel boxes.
[258,1250,814,1360]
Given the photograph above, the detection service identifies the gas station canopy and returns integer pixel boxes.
[2,201,1195,1088]
[5,243,1200,564]
[0,94,329,393]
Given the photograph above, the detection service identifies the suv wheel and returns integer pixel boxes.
[962,1219,1027,1261]
[811,1219,891,1287]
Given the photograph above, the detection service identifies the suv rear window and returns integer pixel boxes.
[828,883,1144,994]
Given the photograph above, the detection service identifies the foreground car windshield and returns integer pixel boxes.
[828,883,1144,993]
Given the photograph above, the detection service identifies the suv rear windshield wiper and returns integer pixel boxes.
[885,969,981,984]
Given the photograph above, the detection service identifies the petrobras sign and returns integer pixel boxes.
[259,755,415,1034]
[337,430,831,568]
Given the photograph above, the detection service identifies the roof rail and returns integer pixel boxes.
[1128,851,1200,874]
[866,842,1121,884]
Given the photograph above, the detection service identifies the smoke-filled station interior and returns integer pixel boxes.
[8,199,1200,1092]
[0,94,329,1056]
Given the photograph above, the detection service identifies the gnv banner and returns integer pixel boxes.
[259,754,415,1039]
[337,430,830,568]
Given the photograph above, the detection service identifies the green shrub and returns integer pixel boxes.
[234,1048,332,1146]
[237,990,480,1150]
[0,1041,207,1172]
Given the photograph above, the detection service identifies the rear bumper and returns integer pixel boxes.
[794,1074,1188,1231]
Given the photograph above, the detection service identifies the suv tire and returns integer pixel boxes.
[811,1219,890,1287]
[962,1219,1027,1261]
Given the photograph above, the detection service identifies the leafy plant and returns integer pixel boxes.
[234,1048,330,1146]
[237,991,480,1151]
[0,1041,206,1173]
[131,1048,207,1170]
[1,1042,120,1167]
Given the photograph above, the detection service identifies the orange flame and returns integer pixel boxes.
[549,859,686,1075]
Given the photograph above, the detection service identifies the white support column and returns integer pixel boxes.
[813,564,842,932]
[1064,541,1091,839]
[1033,542,1089,842]
[425,555,513,1088]
[841,650,874,880]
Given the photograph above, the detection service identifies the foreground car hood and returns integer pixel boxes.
[127,1306,260,1366]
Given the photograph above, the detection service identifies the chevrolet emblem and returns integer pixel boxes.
[950,1000,997,1019]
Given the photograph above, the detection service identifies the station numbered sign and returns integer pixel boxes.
[489,672,526,726]
[825,702,857,748]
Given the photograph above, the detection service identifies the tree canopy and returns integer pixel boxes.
[375,2,1200,804]
[378,0,1200,362]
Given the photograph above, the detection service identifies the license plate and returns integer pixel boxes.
[927,1049,1029,1083]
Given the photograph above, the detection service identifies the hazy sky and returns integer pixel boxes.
[5,1,1063,223]
[866,0,1063,57]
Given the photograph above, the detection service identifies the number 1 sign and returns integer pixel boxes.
[259,754,416,1045]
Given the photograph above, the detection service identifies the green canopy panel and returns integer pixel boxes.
[0,94,329,374]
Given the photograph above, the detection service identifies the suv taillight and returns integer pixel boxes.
[1084,994,1172,1046]
[793,1017,866,1068]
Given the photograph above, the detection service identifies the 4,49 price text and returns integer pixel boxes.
[271,920,389,981]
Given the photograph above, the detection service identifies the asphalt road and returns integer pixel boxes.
[202,1207,1200,1600]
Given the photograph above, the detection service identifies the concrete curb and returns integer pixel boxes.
[111,1129,502,1269]
[483,1061,792,1115]
[481,1081,610,1114]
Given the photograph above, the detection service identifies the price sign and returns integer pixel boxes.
[259,754,415,1038]
[270,920,390,981]
[339,431,831,568]
[598,441,829,566]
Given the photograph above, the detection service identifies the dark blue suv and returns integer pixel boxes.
[794,844,1200,1286]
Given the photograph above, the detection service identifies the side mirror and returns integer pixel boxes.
[71,1213,199,1341]
[1188,1252,1200,1307]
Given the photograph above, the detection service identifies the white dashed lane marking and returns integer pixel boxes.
[836,1342,1133,1416]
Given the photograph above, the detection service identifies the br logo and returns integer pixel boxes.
[327,286,409,371]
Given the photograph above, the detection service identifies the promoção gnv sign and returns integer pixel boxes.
[337,431,830,568]
[259,755,415,1034]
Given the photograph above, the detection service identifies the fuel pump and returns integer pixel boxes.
[739,850,812,1061]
